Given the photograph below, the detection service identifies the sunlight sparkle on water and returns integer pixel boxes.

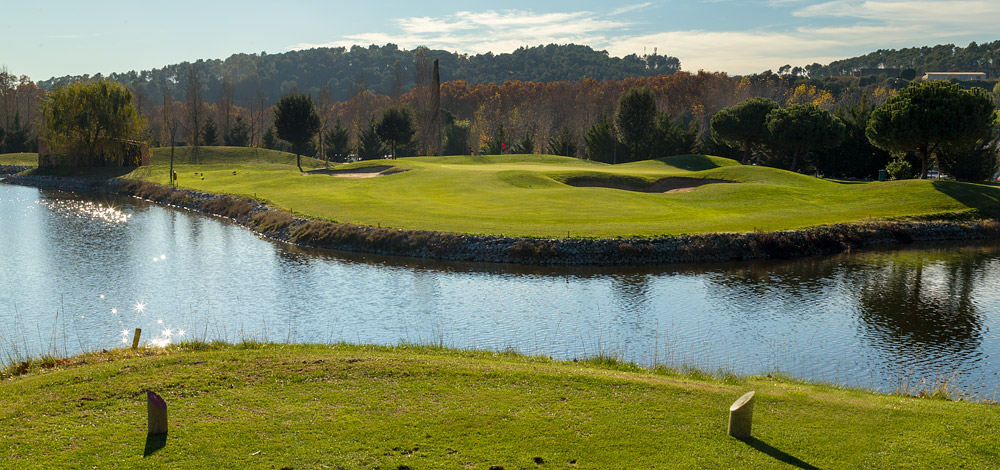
[111,307,117,314]
[121,329,129,336]
[134,301,146,313]
[42,200,130,223]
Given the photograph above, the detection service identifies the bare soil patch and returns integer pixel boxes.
[567,177,735,193]
[307,165,408,178]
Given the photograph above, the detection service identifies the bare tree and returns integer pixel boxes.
[185,65,203,148]
[132,79,145,121]
[162,86,181,187]
[430,59,441,156]
[0,66,15,128]
[391,60,404,103]
[221,74,234,139]
[317,84,332,164]
[252,88,265,147]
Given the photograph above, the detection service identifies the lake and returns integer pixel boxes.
[1,181,998,398]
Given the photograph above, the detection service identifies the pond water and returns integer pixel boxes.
[1,181,998,397]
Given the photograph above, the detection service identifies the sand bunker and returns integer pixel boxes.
[308,165,408,178]
[567,177,735,193]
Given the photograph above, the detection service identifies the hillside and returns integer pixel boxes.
[808,40,1000,79]
[37,44,679,106]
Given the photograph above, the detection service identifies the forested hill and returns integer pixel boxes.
[806,40,1000,78]
[36,44,679,106]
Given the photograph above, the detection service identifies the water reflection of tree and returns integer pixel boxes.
[611,273,651,323]
[707,257,837,296]
[856,255,986,353]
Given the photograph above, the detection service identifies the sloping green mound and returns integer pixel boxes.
[126,149,1000,238]
[1,344,995,468]
[0,152,38,166]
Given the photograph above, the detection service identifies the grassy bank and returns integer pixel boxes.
[122,147,1000,238]
[0,152,38,166]
[1,343,995,468]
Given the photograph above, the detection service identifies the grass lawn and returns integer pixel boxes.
[123,147,1000,238]
[0,152,38,166]
[1,343,996,468]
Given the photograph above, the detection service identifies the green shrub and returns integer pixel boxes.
[886,157,913,180]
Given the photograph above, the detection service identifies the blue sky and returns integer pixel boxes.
[4,0,1000,80]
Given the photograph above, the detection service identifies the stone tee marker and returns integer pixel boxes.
[147,391,168,435]
[728,391,755,439]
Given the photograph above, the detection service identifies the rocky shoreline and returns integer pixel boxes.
[4,171,1000,265]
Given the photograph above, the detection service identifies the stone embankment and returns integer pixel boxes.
[0,165,32,176]
[5,173,1000,265]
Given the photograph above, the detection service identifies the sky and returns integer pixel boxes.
[3,0,1000,80]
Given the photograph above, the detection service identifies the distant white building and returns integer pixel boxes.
[922,72,987,81]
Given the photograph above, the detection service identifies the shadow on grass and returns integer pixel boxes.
[143,433,167,457]
[932,180,1000,218]
[740,437,820,470]
[652,155,722,171]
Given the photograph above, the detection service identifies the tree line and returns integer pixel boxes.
[37,44,679,109]
[805,41,1000,79]
[18,50,1000,182]
[707,81,997,181]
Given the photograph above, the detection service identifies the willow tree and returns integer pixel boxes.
[867,81,996,179]
[42,79,146,166]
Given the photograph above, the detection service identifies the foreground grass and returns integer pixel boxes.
[1,344,997,469]
[0,152,38,166]
[124,147,1000,238]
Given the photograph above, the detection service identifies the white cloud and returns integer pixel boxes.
[795,0,1000,25]
[288,3,1000,76]
[611,2,654,15]
[291,9,625,54]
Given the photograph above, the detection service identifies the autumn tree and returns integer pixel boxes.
[273,92,321,172]
[867,81,996,178]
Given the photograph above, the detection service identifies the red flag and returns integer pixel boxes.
[502,142,506,150]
